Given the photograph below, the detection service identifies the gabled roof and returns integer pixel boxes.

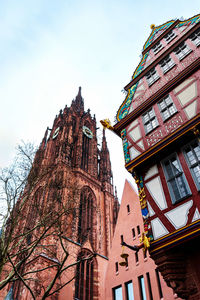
[116,14,200,122]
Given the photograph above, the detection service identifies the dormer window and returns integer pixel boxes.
[158,95,177,121]
[142,108,158,134]
[190,28,200,46]
[152,41,163,54]
[146,67,159,86]
[160,55,175,73]
[174,42,191,60]
[164,30,176,43]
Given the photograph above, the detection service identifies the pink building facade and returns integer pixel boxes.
[104,180,181,300]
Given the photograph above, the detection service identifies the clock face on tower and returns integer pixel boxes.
[82,126,93,139]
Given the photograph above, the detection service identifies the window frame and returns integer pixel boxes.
[162,153,191,204]
[158,94,177,121]
[164,30,176,43]
[142,107,159,134]
[146,67,160,86]
[159,54,175,74]
[152,41,163,54]
[190,28,200,47]
[183,139,200,191]
[174,42,191,60]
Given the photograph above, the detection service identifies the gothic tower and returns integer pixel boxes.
[2,87,119,300]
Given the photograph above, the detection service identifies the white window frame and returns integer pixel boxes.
[160,55,175,74]
[164,30,176,43]
[174,42,191,60]
[152,41,163,54]
[146,67,159,86]
[190,28,200,47]
[183,140,200,190]
[158,95,177,121]
[142,108,159,134]
[162,153,191,204]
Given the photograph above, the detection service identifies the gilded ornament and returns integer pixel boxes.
[150,24,155,29]
[100,119,114,131]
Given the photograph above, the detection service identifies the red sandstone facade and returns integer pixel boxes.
[113,14,200,299]
[105,180,181,300]
[1,88,119,299]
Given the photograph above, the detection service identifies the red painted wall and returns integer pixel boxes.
[104,180,182,300]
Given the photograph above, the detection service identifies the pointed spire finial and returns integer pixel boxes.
[71,87,84,112]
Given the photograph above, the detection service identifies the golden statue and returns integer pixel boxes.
[100,119,114,131]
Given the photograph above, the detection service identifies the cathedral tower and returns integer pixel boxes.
[2,88,119,300]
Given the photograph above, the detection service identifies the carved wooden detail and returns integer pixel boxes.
[146,129,163,147]
[165,115,184,134]
[151,240,200,299]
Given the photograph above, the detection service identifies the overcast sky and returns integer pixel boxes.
[0,0,199,200]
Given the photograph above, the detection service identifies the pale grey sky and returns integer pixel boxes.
[0,0,199,199]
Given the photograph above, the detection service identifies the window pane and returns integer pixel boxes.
[149,110,154,118]
[126,282,134,300]
[151,119,157,128]
[165,96,172,105]
[171,159,181,174]
[163,110,170,120]
[159,95,176,120]
[146,68,159,85]
[139,276,147,300]
[160,101,166,110]
[184,141,200,189]
[146,123,152,132]
[193,166,200,184]
[165,161,173,179]
[163,154,190,203]
[169,105,176,115]
[169,179,181,201]
[113,286,123,300]
[194,144,200,160]
[186,149,196,165]
[165,30,175,42]
[143,114,149,123]
[176,176,188,197]
[175,43,191,60]
[143,108,158,134]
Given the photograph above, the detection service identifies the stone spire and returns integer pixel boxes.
[99,129,113,192]
[71,86,84,112]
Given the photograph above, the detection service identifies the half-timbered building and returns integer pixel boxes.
[112,14,200,299]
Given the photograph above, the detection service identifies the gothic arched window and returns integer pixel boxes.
[78,187,96,247]
[75,249,97,300]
